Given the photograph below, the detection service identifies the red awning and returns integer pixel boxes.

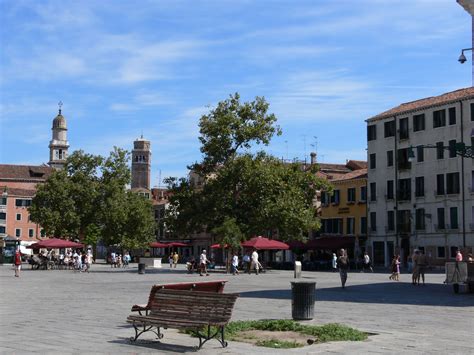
[27,238,84,249]
[166,242,189,247]
[241,236,289,250]
[210,243,229,249]
[305,237,355,250]
[149,242,168,248]
[287,240,307,249]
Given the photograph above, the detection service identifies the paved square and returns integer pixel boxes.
[0,264,473,354]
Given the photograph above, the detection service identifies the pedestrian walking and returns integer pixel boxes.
[242,253,250,273]
[332,253,337,272]
[199,249,209,276]
[250,249,260,275]
[231,253,239,275]
[168,254,173,268]
[389,255,400,281]
[337,248,349,288]
[172,252,179,268]
[110,251,116,268]
[412,250,420,285]
[456,249,463,262]
[14,249,22,277]
[363,251,373,272]
[417,250,427,285]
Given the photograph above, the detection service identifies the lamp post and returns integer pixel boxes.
[408,144,473,249]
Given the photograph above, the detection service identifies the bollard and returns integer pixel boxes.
[294,261,302,279]
[138,263,146,274]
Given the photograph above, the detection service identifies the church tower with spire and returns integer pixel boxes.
[48,102,69,169]
[131,136,151,196]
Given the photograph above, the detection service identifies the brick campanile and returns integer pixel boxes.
[131,136,151,190]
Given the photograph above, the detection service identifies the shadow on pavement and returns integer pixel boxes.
[109,337,197,353]
[238,282,474,307]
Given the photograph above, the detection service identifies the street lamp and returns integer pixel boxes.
[458,48,473,64]
[407,142,473,162]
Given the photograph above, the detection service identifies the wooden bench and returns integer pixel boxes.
[131,280,227,315]
[127,289,238,349]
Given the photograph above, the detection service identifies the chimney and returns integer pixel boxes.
[310,152,317,165]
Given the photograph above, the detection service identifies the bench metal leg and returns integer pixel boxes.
[194,325,227,349]
[129,322,163,343]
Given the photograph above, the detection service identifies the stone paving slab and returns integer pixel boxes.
[0,263,473,354]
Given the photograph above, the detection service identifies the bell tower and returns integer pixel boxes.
[131,136,151,192]
[48,102,69,169]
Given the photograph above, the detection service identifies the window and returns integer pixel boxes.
[397,210,411,233]
[415,176,424,197]
[347,188,356,203]
[433,109,446,128]
[413,113,425,132]
[330,190,340,205]
[29,229,34,238]
[416,208,426,230]
[15,199,31,207]
[369,153,376,169]
[436,142,444,159]
[16,213,21,221]
[0,197,6,205]
[40,229,46,238]
[437,246,446,258]
[384,120,395,137]
[360,186,367,202]
[397,178,411,201]
[399,117,409,139]
[360,217,367,234]
[370,212,376,232]
[437,208,445,229]
[322,218,343,234]
[386,180,394,200]
[387,210,395,231]
[0,212,5,220]
[15,228,21,237]
[367,125,377,141]
[446,172,460,194]
[387,150,394,167]
[449,140,457,158]
[416,145,424,162]
[450,246,458,258]
[471,103,474,121]
[450,207,458,229]
[321,191,329,205]
[346,217,355,234]
[436,174,445,195]
[370,182,376,202]
[398,148,411,169]
[449,107,456,125]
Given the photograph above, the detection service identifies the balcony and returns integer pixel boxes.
[397,223,411,234]
[434,224,447,231]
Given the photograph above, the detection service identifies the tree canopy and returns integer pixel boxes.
[165,94,331,245]
[30,148,155,248]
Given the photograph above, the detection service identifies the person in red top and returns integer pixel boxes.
[14,249,22,277]
[455,249,463,262]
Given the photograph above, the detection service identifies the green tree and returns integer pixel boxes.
[165,94,330,246]
[30,148,155,248]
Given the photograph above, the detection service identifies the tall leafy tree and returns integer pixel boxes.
[30,148,155,248]
[165,94,330,245]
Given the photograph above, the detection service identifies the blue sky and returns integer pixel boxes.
[0,0,472,185]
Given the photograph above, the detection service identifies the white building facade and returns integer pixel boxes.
[366,88,474,266]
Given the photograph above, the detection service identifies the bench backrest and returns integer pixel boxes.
[145,281,227,310]
[149,289,238,324]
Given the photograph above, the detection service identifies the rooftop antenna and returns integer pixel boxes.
[58,101,63,114]
[158,169,162,188]
[302,134,307,164]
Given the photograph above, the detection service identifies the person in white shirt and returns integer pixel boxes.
[199,250,209,276]
[231,253,239,275]
[250,249,260,275]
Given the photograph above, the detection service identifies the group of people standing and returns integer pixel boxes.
[110,251,131,268]
[193,249,262,276]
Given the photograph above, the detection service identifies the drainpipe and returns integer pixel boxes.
[459,100,466,249]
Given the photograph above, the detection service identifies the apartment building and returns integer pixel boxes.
[366,87,474,266]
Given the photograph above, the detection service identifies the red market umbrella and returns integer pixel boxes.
[149,242,168,248]
[210,243,229,249]
[241,236,289,250]
[166,242,189,247]
[29,238,84,249]
[287,240,307,250]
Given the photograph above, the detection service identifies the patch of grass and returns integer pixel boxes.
[255,338,304,349]
[185,320,368,347]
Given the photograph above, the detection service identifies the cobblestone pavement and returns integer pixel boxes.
[0,263,473,354]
